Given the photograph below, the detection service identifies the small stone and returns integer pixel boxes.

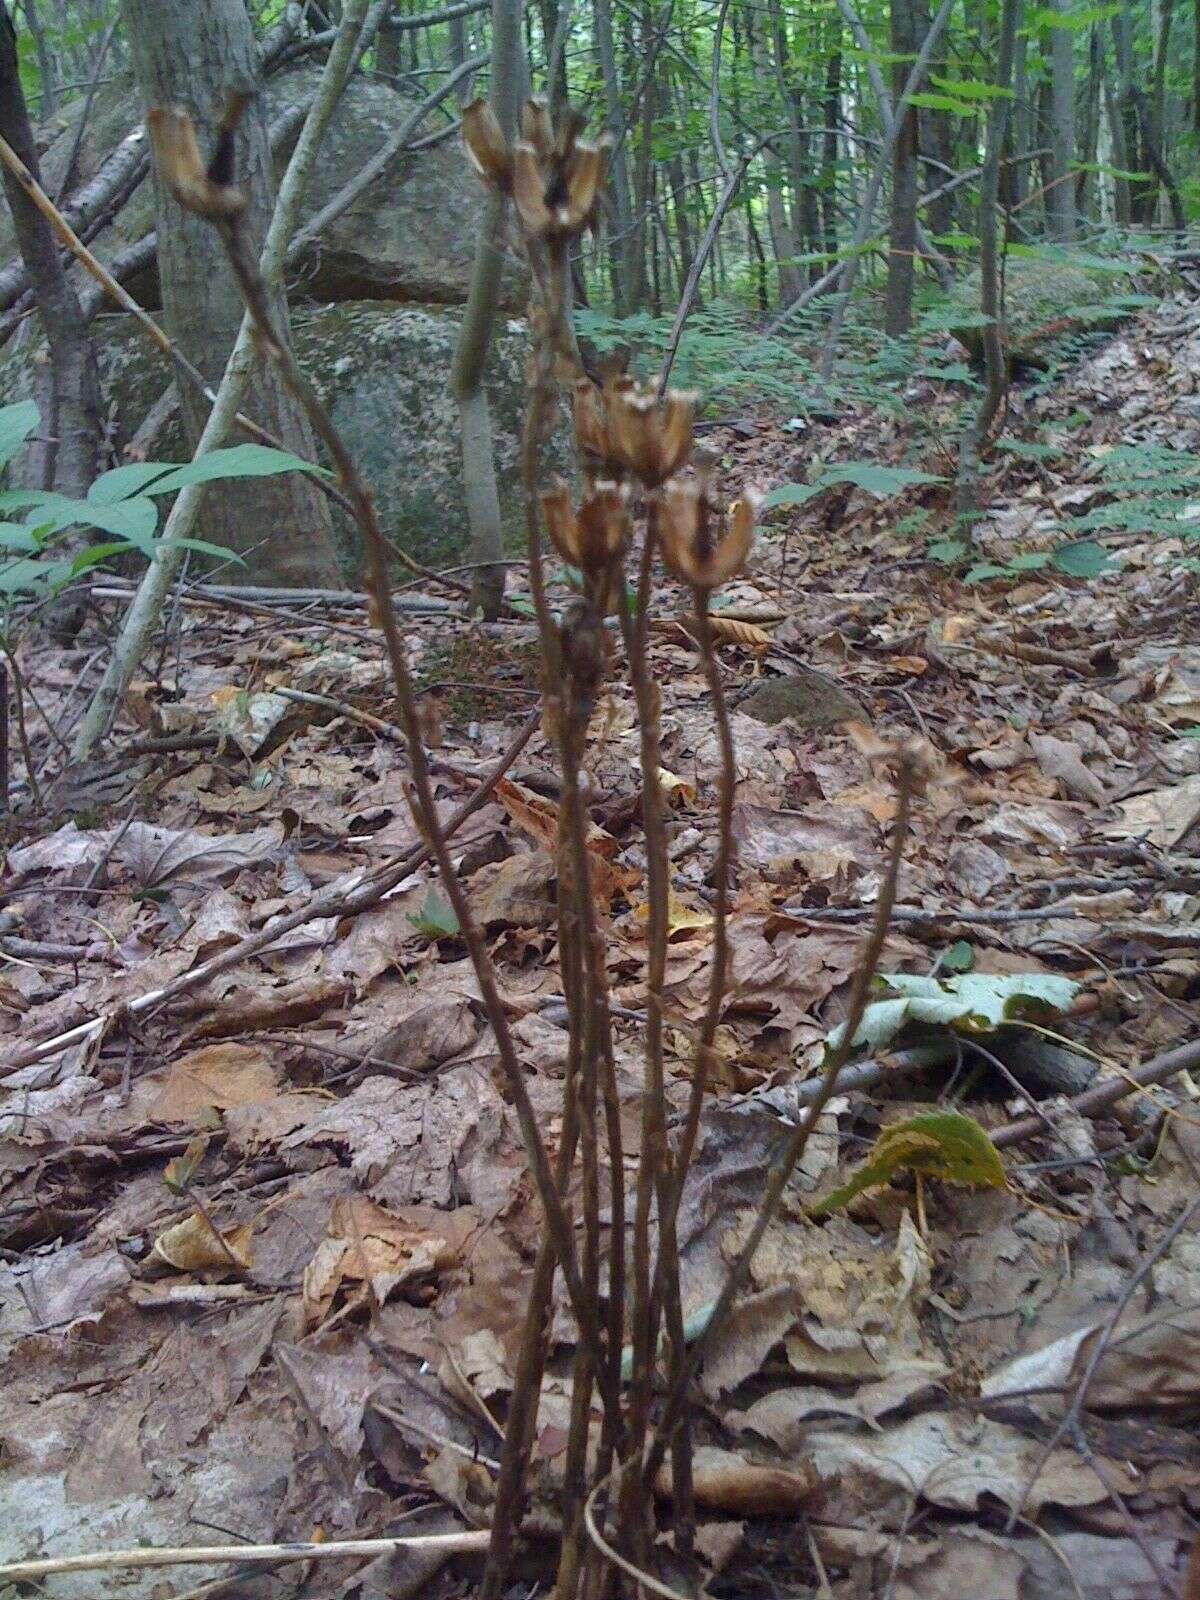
[740,669,867,730]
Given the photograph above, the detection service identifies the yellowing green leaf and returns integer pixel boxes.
[808,1110,1007,1216]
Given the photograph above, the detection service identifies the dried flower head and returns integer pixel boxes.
[658,471,759,590]
[603,382,696,487]
[541,479,631,613]
[147,102,248,221]
[503,97,607,239]
[462,97,512,190]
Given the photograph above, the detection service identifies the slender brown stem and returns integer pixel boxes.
[658,589,733,1263]
[642,750,920,1496]
[1,644,41,813]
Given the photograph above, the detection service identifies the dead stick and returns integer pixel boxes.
[0,1533,491,1583]
[992,1034,1200,1147]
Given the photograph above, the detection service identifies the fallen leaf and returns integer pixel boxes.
[303,1195,458,1326]
[152,1210,253,1274]
[148,1042,278,1122]
[1105,774,1200,848]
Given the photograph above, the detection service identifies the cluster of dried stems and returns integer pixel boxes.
[148,89,922,1597]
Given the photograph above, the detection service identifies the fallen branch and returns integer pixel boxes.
[992,1033,1200,1147]
[0,1531,491,1584]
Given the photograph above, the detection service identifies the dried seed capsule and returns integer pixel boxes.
[658,477,760,590]
[462,98,512,190]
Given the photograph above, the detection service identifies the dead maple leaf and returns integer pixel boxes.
[303,1195,458,1327]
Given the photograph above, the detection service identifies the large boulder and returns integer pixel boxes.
[9,64,515,310]
[0,302,568,570]
[948,256,1125,365]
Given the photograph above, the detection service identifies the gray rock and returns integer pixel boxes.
[739,668,866,729]
[948,258,1124,366]
[0,302,568,570]
[12,64,519,310]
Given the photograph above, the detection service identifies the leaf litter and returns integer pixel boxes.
[3,297,1200,1595]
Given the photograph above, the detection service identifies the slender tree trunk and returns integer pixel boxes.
[594,0,637,311]
[0,6,101,505]
[119,0,339,587]
[1046,0,1076,239]
[956,0,1018,521]
[1076,24,1101,214]
[1010,21,1030,212]
[1103,59,1133,225]
[23,0,58,118]
[821,47,841,268]
[747,20,800,306]
[449,0,520,621]
[885,0,920,334]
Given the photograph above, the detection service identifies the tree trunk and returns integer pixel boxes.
[119,0,340,588]
[594,0,637,312]
[1010,19,1029,212]
[1046,0,1076,240]
[884,0,920,335]
[821,46,841,267]
[955,0,1019,521]
[1075,24,1101,214]
[0,6,101,504]
[1103,59,1133,225]
[449,0,520,622]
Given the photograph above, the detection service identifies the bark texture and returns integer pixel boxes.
[119,0,340,586]
[0,6,102,504]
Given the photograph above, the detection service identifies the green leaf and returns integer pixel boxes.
[88,461,184,505]
[927,537,969,564]
[173,537,243,563]
[964,561,1013,583]
[941,940,975,973]
[70,541,134,574]
[996,438,1060,461]
[929,74,1014,100]
[146,444,318,495]
[407,887,460,940]
[827,970,1080,1056]
[1007,550,1052,572]
[0,400,39,471]
[906,91,980,115]
[819,462,944,495]
[762,482,824,510]
[808,1110,1007,1216]
[4,490,160,552]
[1051,539,1113,578]
[0,522,40,553]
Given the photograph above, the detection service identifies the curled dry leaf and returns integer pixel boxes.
[704,615,774,651]
[654,1445,818,1515]
[152,1209,253,1274]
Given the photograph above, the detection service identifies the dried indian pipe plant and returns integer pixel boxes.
[147,92,623,1547]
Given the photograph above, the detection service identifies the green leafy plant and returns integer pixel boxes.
[0,400,317,602]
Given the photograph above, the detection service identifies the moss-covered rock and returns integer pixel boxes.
[948,257,1123,365]
[0,303,568,570]
[13,64,518,309]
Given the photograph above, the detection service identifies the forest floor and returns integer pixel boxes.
[2,293,1199,1600]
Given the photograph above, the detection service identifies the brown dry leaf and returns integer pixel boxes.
[654,1445,817,1514]
[886,1530,1025,1600]
[152,1210,253,1274]
[495,776,616,858]
[186,976,350,1040]
[302,1194,458,1326]
[469,849,557,928]
[148,1042,278,1123]
[805,1409,1135,1513]
[706,615,773,650]
[1028,732,1108,805]
[658,766,697,807]
[887,654,929,675]
[1105,774,1200,848]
